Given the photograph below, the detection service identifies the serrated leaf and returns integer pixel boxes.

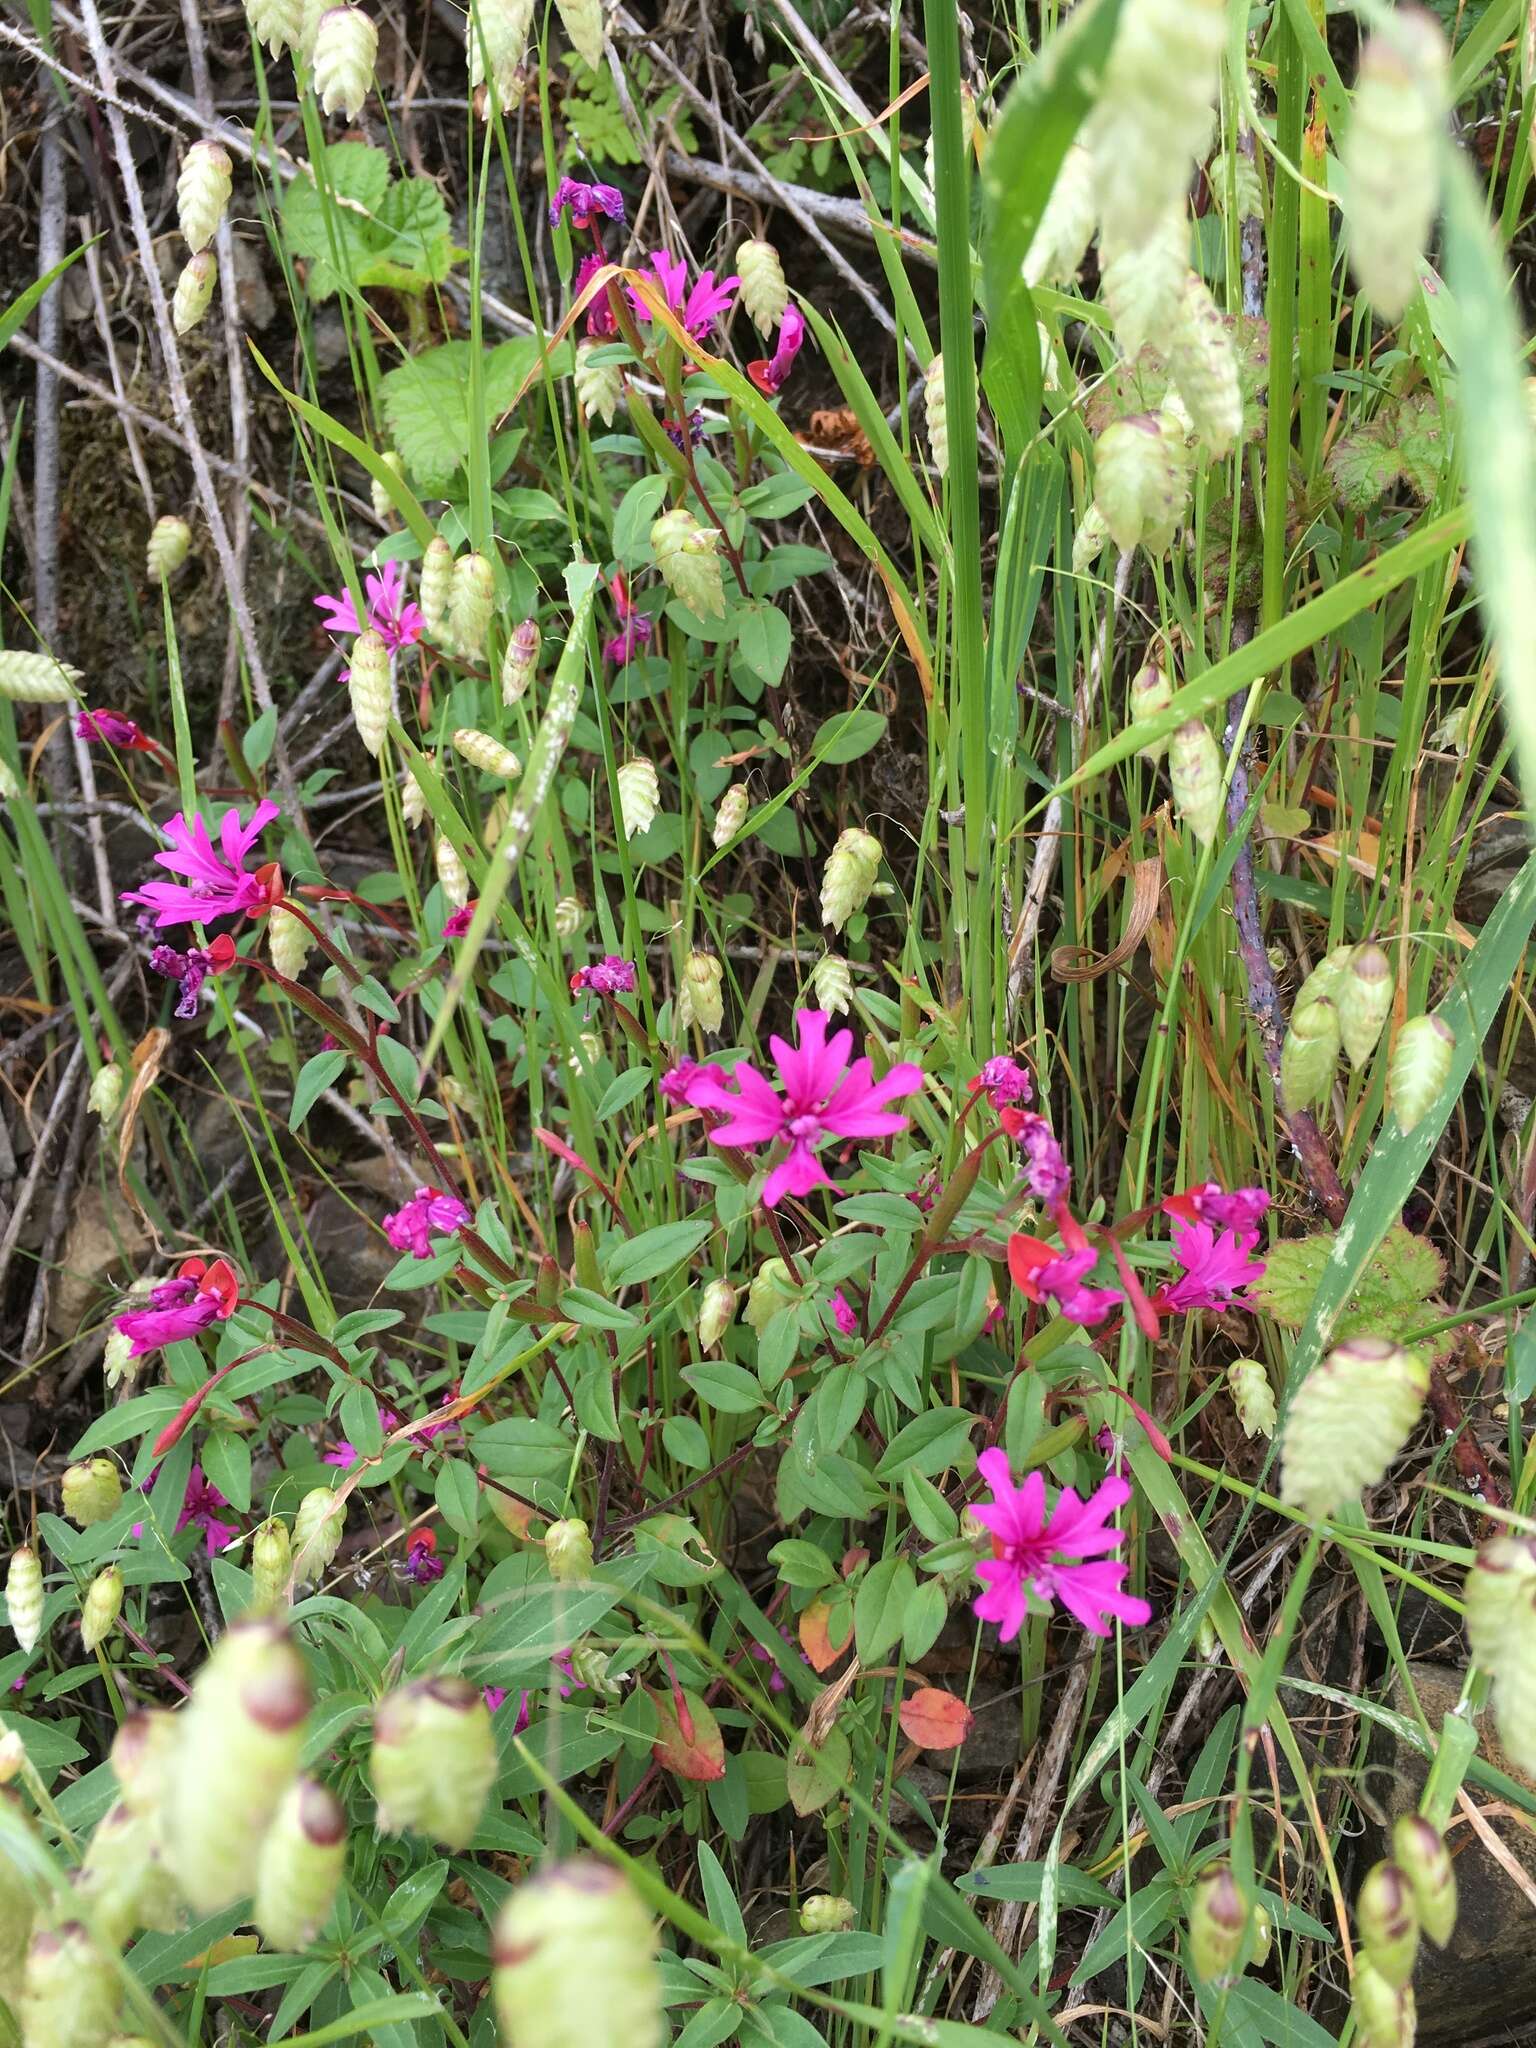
[379,338,542,492]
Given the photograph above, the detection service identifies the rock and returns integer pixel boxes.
[301,1190,404,1316]
[47,1185,152,1340]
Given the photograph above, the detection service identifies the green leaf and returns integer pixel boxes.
[661,1415,710,1469]
[1250,1223,1446,1349]
[810,708,887,765]
[874,1407,977,1480]
[604,1218,714,1289]
[768,1539,836,1591]
[735,603,792,689]
[379,338,543,493]
[901,1579,948,1662]
[434,1457,481,1539]
[242,705,277,771]
[290,1050,347,1132]
[683,1361,767,1415]
[854,1556,916,1663]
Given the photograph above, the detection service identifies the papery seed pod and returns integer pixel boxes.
[1342,13,1449,321]
[372,1677,496,1847]
[1280,1336,1429,1520]
[176,141,233,255]
[80,1566,123,1652]
[1187,1864,1248,1982]
[435,834,470,910]
[1356,1861,1420,1990]
[245,0,302,55]
[811,952,853,1017]
[88,1062,124,1122]
[1089,0,1224,251]
[1390,1013,1455,1131]
[502,616,540,705]
[1071,503,1111,578]
[370,449,405,525]
[103,1328,136,1389]
[292,1486,345,1587]
[453,727,522,779]
[493,1858,663,2048]
[448,552,495,659]
[554,0,605,66]
[1168,720,1224,848]
[5,1547,43,1654]
[554,894,584,938]
[110,1710,178,1818]
[146,515,192,582]
[651,508,726,619]
[1280,996,1341,1113]
[1294,942,1357,1013]
[0,651,82,703]
[746,1256,794,1335]
[617,756,660,840]
[62,1458,122,1528]
[697,1278,736,1353]
[172,250,217,335]
[165,1620,310,1908]
[680,952,724,1034]
[346,628,393,757]
[79,1799,181,1945]
[712,783,749,848]
[924,353,949,478]
[1093,412,1185,556]
[250,1518,292,1613]
[268,905,314,981]
[1168,271,1243,458]
[1023,142,1096,288]
[800,1894,856,1934]
[1228,1358,1277,1440]
[19,1925,118,2048]
[545,1518,593,1582]
[820,827,882,933]
[737,238,789,332]
[467,0,536,113]
[401,767,427,828]
[574,339,624,426]
[254,1777,346,1948]
[1099,209,1188,361]
[312,6,377,121]
[1393,1814,1457,1947]
[1351,1956,1417,2048]
[1340,942,1395,1069]
[1128,662,1174,761]
[1465,1536,1536,1773]
[420,535,453,637]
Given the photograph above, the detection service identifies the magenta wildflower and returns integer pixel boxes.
[830,1289,858,1336]
[1164,1180,1271,1232]
[414,1389,463,1446]
[76,707,153,752]
[1007,1235,1123,1327]
[443,902,476,939]
[149,933,237,1019]
[661,1058,706,1105]
[684,1008,923,1208]
[603,613,653,667]
[115,1257,239,1357]
[575,252,618,338]
[1002,1110,1071,1203]
[970,1055,1033,1108]
[175,1465,238,1556]
[483,1686,509,1714]
[970,1448,1151,1642]
[314,560,423,659]
[631,250,740,339]
[571,955,637,996]
[326,1407,402,1468]
[382,1187,471,1259]
[486,1650,583,1730]
[747,304,806,396]
[1153,1222,1265,1314]
[403,1528,445,1584]
[550,177,625,231]
[122,801,282,930]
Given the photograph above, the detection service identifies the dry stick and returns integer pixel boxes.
[0,1034,89,1297]
[19,1083,92,1370]
[660,147,938,263]
[80,224,158,522]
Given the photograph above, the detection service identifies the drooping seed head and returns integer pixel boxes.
[493,1858,663,2048]
[371,1677,496,1848]
[1280,1337,1429,1520]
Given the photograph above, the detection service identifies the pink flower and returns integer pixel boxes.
[830,1288,858,1335]
[571,955,636,996]
[77,707,153,751]
[1163,1181,1270,1232]
[575,252,617,338]
[970,1447,1151,1641]
[483,1686,509,1714]
[403,1527,445,1584]
[630,250,740,338]
[1007,1235,1123,1327]
[971,1055,1033,1108]
[661,1059,706,1105]
[486,1650,584,1729]
[314,560,423,657]
[747,304,805,396]
[382,1187,471,1259]
[149,932,238,1019]
[604,613,653,666]
[122,800,282,930]
[1001,1110,1071,1203]
[115,1256,239,1357]
[550,178,625,230]
[175,1464,238,1556]
[326,1407,401,1467]
[748,1628,807,1693]
[1153,1222,1265,1314]
[684,1009,923,1208]
[443,902,476,939]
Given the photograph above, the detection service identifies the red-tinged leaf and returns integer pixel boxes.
[898,1688,974,1751]
[151,1359,241,1455]
[799,1596,854,1674]
[532,1126,626,1225]
[647,1685,725,1781]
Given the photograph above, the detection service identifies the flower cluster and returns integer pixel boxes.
[150,933,238,1019]
[571,954,637,996]
[315,559,423,671]
[603,571,652,669]
[382,1187,472,1259]
[630,250,739,340]
[123,801,282,930]
[115,1256,239,1357]
[550,177,624,231]
[971,1448,1152,1640]
[76,707,154,752]
[746,304,805,396]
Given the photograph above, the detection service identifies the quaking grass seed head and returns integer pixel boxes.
[820,828,882,933]
[311,6,378,121]
[1187,1864,1248,1982]
[254,1777,347,1950]
[1355,1860,1419,1989]
[371,1678,496,1848]
[5,1548,43,1654]
[146,515,192,582]
[62,1458,122,1528]
[80,1566,123,1652]
[1392,1814,1457,1947]
[493,1858,663,2048]
[1389,1013,1455,1131]
[1280,1337,1428,1520]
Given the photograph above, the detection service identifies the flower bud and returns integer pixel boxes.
[1128,662,1174,761]
[250,1517,293,1613]
[5,1546,43,1654]
[554,894,584,938]
[103,1327,136,1389]
[88,1062,124,1122]
[574,341,624,427]
[1343,13,1448,320]
[1094,411,1186,555]
[165,1621,310,1908]
[146,514,192,582]
[80,1565,123,1652]
[493,1858,662,2048]
[1024,143,1096,288]
[401,766,427,828]
[1091,0,1223,251]
[254,1777,346,1948]
[370,448,405,524]
[1099,208,1187,361]
[1393,1813,1456,1947]
[19,1925,118,2048]
[1227,1358,1276,1440]
[453,726,522,779]
[746,1256,795,1335]
[1294,942,1356,1013]
[245,0,302,54]
[545,1518,593,1582]
[617,756,660,839]
[820,827,882,933]
[1281,1337,1429,1519]
[1340,942,1394,1069]
[1280,996,1340,1112]
[1351,1956,1416,2048]
[712,783,749,848]
[267,905,314,981]
[1464,1535,1536,1774]
[1356,1860,1419,1990]
[811,952,852,1016]
[0,651,82,703]
[502,616,540,705]
[79,1799,181,1944]
[176,141,233,255]
[1167,272,1243,458]
[924,353,948,477]
[1390,1014,1455,1132]
[62,1458,122,1528]
[1187,1863,1248,1982]
[799,1894,856,1933]
[651,508,726,619]
[312,6,377,121]
[697,1279,736,1353]
[737,239,789,332]
[435,834,470,910]
[1168,720,1223,848]
[572,1218,601,1292]
[679,951,724,1034]
[467,0,536,113]
[172,250,217,335]
[110,1709,178,1818]
[554,0,604,65]
[293,1486,346,1587]
[420,535,453,636]
[448,551,495,658]
[372,1677,496,1847]
[346,628,393,756]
